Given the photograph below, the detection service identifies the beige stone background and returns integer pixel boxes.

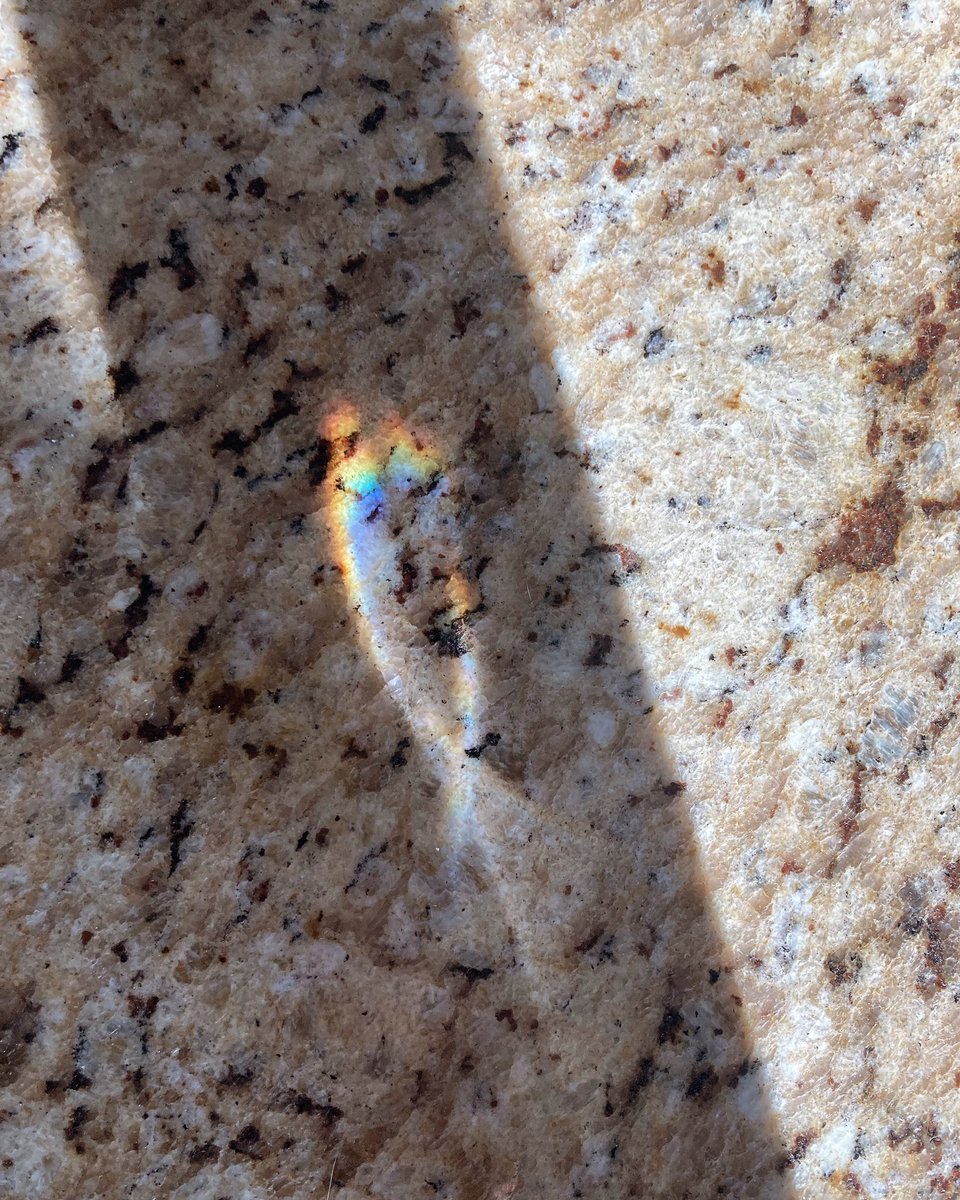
[0,0,958,1197]
[455,0,960,1192]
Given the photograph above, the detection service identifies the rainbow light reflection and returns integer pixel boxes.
[321,406,485,843]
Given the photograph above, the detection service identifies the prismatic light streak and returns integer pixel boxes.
[320,405,486,844]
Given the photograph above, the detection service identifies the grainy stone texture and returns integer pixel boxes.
[0,1,958,1197]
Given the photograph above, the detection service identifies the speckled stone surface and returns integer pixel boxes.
[1,1,959,1197]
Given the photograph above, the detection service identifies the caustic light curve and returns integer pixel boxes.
[319,405,486,838]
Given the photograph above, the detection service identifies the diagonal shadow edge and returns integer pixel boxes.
[1,1,799,1197]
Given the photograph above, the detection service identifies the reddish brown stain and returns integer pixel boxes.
[921,495,960,517]
[781,1130,816,1170]
[921,902,948,992]
[612,543,642,576]
[701,250,726,286]
[871,317,945,392]
[605,321,636,344]
[932,655,956,695]
[789,104,808,127]
[661,188,685,218]
[864,300,950,441]
[815,483,905,573]
[916,319,947,360]
[932,1170,960,1194]
[612,154,640,180]
[854,196,878,222]
[839,814,860,846]
[851,763,865,814]
[658,622,690,639]
[713,698,733,729]
[830,257,850,290]
[865,413,882,457]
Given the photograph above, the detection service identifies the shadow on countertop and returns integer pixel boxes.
[0,1,794,1197]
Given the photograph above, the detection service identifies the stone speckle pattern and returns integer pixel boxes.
[0,0,958,1197]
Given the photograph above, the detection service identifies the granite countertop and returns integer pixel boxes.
[1,1,959,1197]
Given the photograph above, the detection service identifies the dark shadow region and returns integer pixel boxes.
[0,1,794,1197]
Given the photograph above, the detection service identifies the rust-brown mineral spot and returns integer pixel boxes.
[854,196,879,222]
[815,483,905,573]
